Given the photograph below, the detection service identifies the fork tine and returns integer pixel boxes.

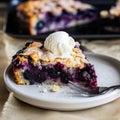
[68,81,91,92]
[68,81,101,95]
[68,81,120,95]
[69,83,90,96]
[69,84,97,97]
[69,83,85,92]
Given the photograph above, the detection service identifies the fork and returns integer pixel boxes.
[68,81,120,97]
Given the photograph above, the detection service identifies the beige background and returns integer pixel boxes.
[0,5,120,120]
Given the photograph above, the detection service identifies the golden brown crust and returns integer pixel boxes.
[17,0,92,17]
[29,15,37,35]
[29,41,42,48]
[14,70,22,84]
[15,41,88,68]
[13,69,30,85]
[30,52,40,63]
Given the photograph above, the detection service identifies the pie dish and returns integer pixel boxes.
[11,31,97,89]
[16,0,96,35]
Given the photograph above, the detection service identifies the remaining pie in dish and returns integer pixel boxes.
[12,31,97,88]
[16,0,96,35]
[100,0,120,32]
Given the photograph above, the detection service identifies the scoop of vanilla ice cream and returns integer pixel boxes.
[44,31,76,58]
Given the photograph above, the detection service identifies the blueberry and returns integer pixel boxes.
[54,62,64,70]
[82,71,91,81]
[42,64,53,71]
[25,41,33,47]
[44,63,64,79]
[77,9,84,16]
[48,68,59,78]
[61,71,72,83]
[46,12,54,22]
[38,71,46,83]
[56,16,61,22]
[12,49,24,59]
[23,69,46,84]
[63,11,74,21]
[36,21,45,30]
[23,70,36,84]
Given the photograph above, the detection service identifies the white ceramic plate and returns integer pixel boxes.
[4,53,120,111]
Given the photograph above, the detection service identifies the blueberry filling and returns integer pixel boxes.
[60,71,72,83]
[35,21,45,30]
[55,16,62,22]
[23,70,46,84]
[36,9,96,34]
[75,64,97,83]
[46,12,55,22]
[13,58,97,88]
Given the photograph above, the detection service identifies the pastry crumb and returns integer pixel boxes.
[51,85,60,92]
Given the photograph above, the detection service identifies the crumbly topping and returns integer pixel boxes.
[19,42,88,68]
[30,52,40,63]
[15,56,28,63]
[29,41,42,48]
[17,0,93,17]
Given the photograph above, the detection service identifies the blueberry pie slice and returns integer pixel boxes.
[16,0,96,35]
[12,31,97,88]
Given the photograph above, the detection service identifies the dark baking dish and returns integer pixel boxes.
[4,0,120,40]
